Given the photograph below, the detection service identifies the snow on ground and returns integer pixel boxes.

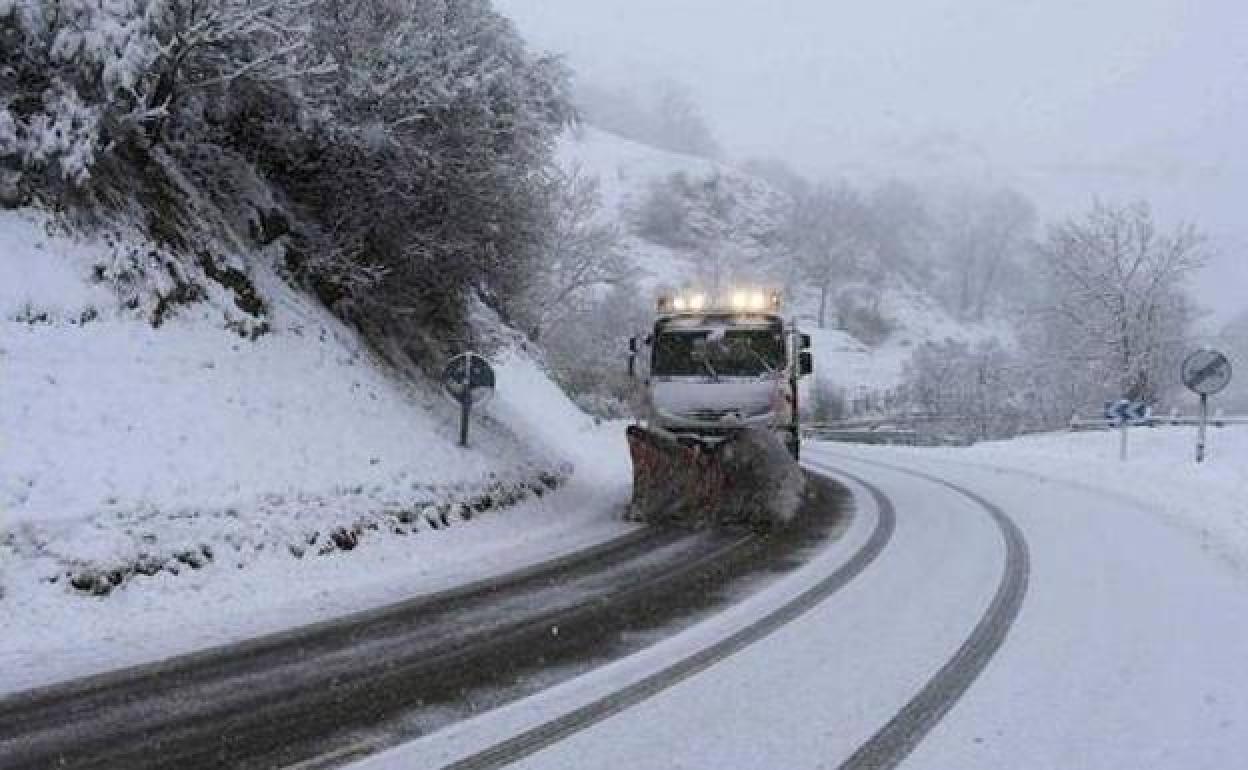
[808,327,905,398]
[356,452,1004,770]
[359,440,1248,770]
[844,425,1248,572]
[556,126,702,289]
[488,346,629,490]
[0,208,633,694]
[557,126,721,223]
[820,445,1248,770]
[803,283,1015,409]
[557,126,782,291]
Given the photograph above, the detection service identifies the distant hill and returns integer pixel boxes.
[556,125,1007,415]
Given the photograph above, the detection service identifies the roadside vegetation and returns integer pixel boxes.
[1,0,587,367]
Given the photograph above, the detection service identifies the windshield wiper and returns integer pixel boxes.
[745,347,776,377]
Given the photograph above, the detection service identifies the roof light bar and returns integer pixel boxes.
[658,288,782,314]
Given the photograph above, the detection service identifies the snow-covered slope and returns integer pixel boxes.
[0,207,633,692]
[557,126,788,290]
[557,127,1009,412]
[805,283,1013,412]
[1,209,597,529]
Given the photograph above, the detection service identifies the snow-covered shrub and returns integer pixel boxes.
[0,0,319,196]
[242,0,575,361]
[833,285,894,346]
[515,166,629,343]
[632,175,695,249]
[0,0,159,188]
[3,0,576,363]
[901,337,1028,440]
[539,283,649,416]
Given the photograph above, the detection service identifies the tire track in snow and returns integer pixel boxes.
[818,453,1031,770]
[443,468,896,770]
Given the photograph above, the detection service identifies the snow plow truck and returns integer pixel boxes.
[625,288,813,528]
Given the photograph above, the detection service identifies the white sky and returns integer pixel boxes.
[496,0,1248,325]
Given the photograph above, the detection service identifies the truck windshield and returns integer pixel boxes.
[653,328,785,377]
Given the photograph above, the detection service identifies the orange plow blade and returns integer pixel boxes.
[626,425,805,529]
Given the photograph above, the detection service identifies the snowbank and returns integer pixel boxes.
[828,426,1248,570]
[490,347,629,489]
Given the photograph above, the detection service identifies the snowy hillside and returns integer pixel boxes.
[803,282,1012,414]
[557,126,788,290]
[0,208,633,691]
[558,126,1008,410]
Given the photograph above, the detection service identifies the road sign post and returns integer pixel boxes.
[1181,349,1232,464]
[442,352,496,448]
[460,384,472,447]
[1104,399,1149,461]
[1197,394,1208,464]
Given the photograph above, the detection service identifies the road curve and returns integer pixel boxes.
[0,477,852,770]
[418,456,1028,770]
[0,525,697,769]
[811,455,1031,770]
[440,469,895,770]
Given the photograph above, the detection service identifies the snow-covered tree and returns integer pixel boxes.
[1032,200,1205,403]
[0,0,321,190]
[935,187,1035,321]
[3,0,577,364]
[519,166,629,342]
[902,337,1027,439]
[216,0,576,354]
[541,281,650,417]
[782,181,876,329]
[866,179,932,274]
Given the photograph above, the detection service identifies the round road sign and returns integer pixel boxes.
[1181,349,1232,396]
[442,352,496,405]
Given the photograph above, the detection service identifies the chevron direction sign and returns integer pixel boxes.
[1104,399,1150,426]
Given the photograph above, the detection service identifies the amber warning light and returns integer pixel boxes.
[657,289,780,314]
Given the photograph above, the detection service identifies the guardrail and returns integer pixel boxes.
[1068,412,1248,462]
[803,424,973,448]
[1069,415,1248,431]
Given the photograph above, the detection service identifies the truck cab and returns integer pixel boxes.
[630,289,812,459]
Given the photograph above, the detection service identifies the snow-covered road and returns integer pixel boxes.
[358,441,1248,769]
[886,451,1248,769]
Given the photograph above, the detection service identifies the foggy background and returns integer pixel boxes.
[496,0,1247,326]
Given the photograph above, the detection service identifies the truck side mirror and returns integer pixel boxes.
[800,333,812,350]
[628,336,638,353]
[799,351,813,376]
